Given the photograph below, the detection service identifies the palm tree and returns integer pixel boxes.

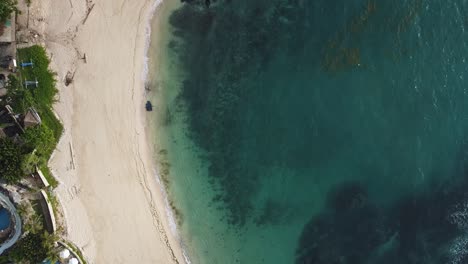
[25,213,43,234]
[42,231,60,263]
[16,203,28,217]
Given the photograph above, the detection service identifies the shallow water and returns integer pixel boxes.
[151,0,468,263]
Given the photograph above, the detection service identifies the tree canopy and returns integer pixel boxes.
[22,126,56,158]
[5,233,48,263]
[0,138,25,184]
[0,0,17,23]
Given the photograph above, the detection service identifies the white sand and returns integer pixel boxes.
[18,0,185,263]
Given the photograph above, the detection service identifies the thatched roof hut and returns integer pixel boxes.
[22,108,41,128]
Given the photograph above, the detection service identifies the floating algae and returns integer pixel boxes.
[157,148,185,226]
[322,47,362,72]
[320,0,427,73]
[321,1,377,72]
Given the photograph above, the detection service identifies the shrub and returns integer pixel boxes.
[0,0,17,23]
[22,125,55,159]
[6,233,48,263]
[0,138,25,184]
[17,46,57,109]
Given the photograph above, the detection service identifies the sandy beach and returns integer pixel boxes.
[17,0,185,263]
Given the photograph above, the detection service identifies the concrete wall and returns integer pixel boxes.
[39,190,57,233]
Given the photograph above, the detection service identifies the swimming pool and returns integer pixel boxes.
[0,208,10,230]
[0,192,21,254]
[42,261,60,264]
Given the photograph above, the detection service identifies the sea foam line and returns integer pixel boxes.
[141,0,162,83]
[154,169,193,264]
[144,1,192,263]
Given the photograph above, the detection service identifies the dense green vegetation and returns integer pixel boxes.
[0,46,62,262]
[0,45,62,186]
[0,138,25,184]
[0,0,17,23]
[1,196,62,263]
[22,126,55,163]
[4,233,47,263]
[17,46,63,140]
[1,232,59,263]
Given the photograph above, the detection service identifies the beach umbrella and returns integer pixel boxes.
[68,258,79,264]
[59,249,70,259]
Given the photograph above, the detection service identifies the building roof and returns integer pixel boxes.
[0,88,6,97]
[0,106,16,138]
[0,13,15,43]
[60,249,71,259]
[23,108,41,128]
[0,105,24,137]
[0,125,20,138]
[0,107,11,123]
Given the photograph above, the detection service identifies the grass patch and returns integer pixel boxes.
[17,46,58,108]
[17,46,63,140]
[40,165,58,188]
[45,188,59,217]
[40,107,63,141]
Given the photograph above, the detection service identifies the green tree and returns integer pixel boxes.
[0,138,25,184]
[42,232,60,262]
[0,0,17,23]
[25,212,44,235]
[21,151,41,174]
[4,75,34,112]
[22,125,56,158]
[6,233,47,263]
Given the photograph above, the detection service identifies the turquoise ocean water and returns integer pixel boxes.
[150,0,468,263]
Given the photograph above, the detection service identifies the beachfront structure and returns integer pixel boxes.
[0,12,17,75]
[0,105,23,139]
[0,105,43,139]
[0,13,15,44]
[21,59,33,68]
[0,74,6,97]
[39,190,57,233]
[49,241,85,264]
[24,79,39,88]
[59,249,71,259]
[23,107,42,128]
[33,167,50,188]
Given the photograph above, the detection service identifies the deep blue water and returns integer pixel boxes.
[157,0,468,263]
[0,208,11,230]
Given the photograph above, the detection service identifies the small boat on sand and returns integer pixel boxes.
[146,101,153,111]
